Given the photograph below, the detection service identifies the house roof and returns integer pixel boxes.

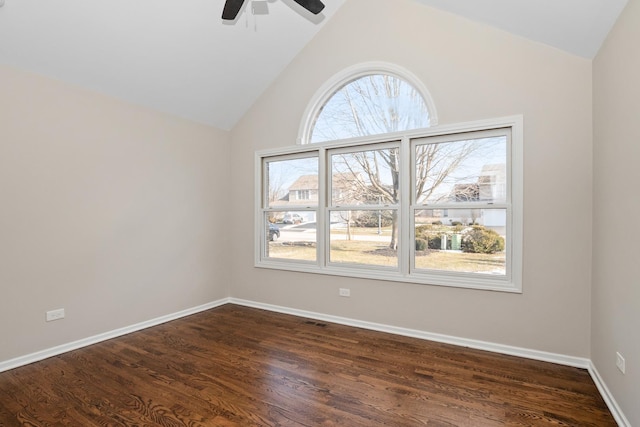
[289,173,363,191]
[289,175,318,191]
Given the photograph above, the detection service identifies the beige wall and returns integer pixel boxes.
[4,0,639,419]
[0,65,231,362]
[1,0,635,419]
[593,0,640,424]
[230,0,593,356]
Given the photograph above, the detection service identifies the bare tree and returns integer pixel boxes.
[313,75,430,142]
[268,176,287,204]
[321,75,484,249]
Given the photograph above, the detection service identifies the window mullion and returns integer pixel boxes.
[319,147,327,267]
[256,155,263,264]
[331,204,399,211]
[399,136,411,277]
[417,202,510,210]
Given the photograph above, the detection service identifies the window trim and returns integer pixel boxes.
[327,141,402,271]
[297,62,439,145]
[260,151,320,264]
[409,128,514,287]
[257,116,524,293]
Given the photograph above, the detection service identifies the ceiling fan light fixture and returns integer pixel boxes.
[252,1,269,15]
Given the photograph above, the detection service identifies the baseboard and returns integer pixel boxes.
[230,298,590,368]
[1,297,629,426]
[588,362,631,427]
[0,298,231,373]
[231,298,636,425]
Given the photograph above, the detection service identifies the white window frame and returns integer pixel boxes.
[296,190,310,200]
[259,151,320,265]
[327,141,402,271]
[409,128,515,288]
[297,62,439,145]
[256,116,523,293]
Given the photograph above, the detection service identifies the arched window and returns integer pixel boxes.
[299,63,437,144]
[263,63,522,292]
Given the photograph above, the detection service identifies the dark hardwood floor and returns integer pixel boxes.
[0,304,615,426]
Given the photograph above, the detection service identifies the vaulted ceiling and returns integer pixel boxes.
[0,0,627,130]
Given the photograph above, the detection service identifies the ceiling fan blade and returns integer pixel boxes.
[291,0,325,15]
[222,0,247,20]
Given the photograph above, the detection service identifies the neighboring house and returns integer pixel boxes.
[287,175,319,203]
[274,172,365,223]
[285,172,365,204]
[331,172,367,205]
[478,164,507,202]
[439,164,507,230]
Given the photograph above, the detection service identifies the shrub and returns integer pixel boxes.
[432,221,442,225]
[415,225,432,240]
[451,221,463,226]
[461,226,505,254]
[428,235,442,250]
[415,238,428,251]
[353,211,393,228]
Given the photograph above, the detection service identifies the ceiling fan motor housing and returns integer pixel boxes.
[222,0,325,20]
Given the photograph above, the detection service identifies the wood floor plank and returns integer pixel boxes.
[0,304,616,426]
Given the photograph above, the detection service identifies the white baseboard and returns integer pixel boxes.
[588,362,631,427]
[0,298,231,373]
[230,298,590,368]
[230,298,630,427]
[1,297,629,426]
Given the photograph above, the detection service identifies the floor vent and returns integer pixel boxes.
[305,321,328,327]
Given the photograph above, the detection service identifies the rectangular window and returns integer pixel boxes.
[328,144,400,270]
[296,190,310,200]
[329,209,399,269]
[411,129,511,283]
[262,154,318,263]
[256,117,523,292]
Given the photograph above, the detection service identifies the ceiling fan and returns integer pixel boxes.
[222,0,325,20]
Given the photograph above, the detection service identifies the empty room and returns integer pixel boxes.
[1,0,638,425]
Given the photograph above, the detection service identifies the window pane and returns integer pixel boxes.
[311,74,430,143]
[331,147,400,206]
[266,157,318,208]
[414,209,506,275]
[329,210,398,268]
[265,212,317,262]
[415,136,507,205]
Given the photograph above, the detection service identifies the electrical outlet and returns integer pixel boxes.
[616,352,626,374]
[339,288,351,297]
[46,308,65,322]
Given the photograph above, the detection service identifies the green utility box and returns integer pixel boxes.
[451,234,461,251]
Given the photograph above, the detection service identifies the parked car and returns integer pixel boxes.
[282,213,304,224]
[268,223,280,241]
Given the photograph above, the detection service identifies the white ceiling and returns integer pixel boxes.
[0,0,628,130]
[0,0,346,130]
[413,0,628,59]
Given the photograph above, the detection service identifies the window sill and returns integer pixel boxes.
[255,260,522,293]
